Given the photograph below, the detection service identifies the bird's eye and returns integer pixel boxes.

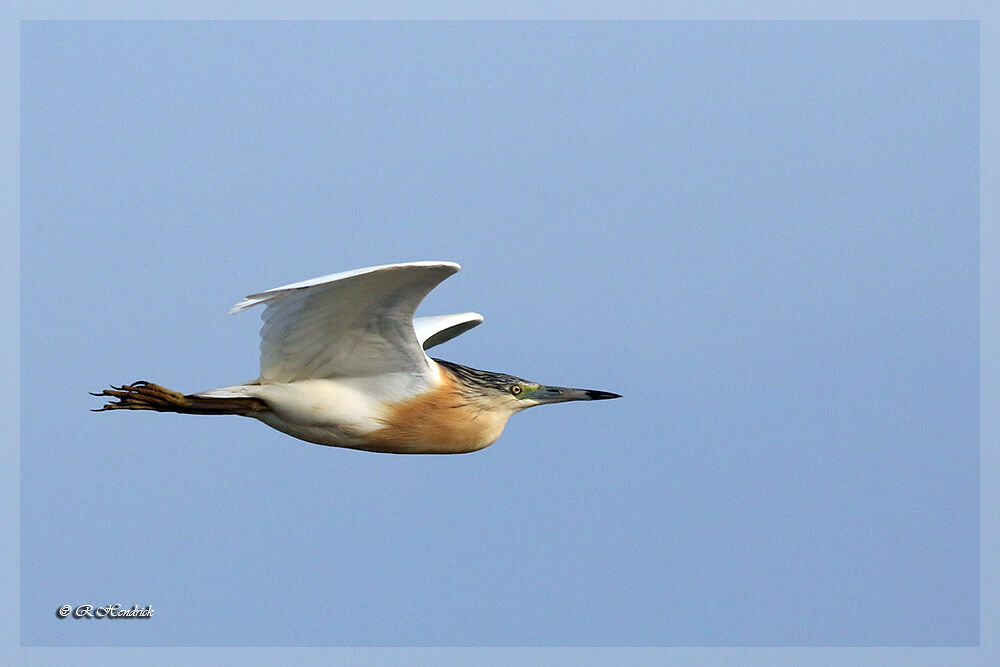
[510,384,522,396]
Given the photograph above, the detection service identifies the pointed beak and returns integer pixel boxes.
[533,385,622,405]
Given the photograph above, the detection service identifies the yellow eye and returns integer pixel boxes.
[510,384,522,396]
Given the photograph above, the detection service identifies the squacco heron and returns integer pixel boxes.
[93,261,620,454]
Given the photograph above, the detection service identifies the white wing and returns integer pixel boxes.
[230,261,461,383]
[413,312,484,350]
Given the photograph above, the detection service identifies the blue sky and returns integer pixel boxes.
[19,20,978,648]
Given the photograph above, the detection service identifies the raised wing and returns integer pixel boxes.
[413,312,484,350]
[230,261,461,383]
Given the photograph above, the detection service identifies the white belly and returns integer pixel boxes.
[197,374,430,449]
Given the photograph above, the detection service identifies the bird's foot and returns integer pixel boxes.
[91,381,187,412]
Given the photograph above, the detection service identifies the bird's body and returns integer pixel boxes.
[94,261,620,454]
[198,364,507,454]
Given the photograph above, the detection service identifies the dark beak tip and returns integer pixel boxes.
[586,390,622,400]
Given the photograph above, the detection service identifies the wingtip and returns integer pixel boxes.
[228,297,262,314]
[411,260,461,274]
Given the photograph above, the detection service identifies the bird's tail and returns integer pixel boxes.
[91,381,267,415]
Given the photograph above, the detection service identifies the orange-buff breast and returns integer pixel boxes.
[362,371,508,454]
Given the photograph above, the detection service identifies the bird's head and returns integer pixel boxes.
[434,359,621,416]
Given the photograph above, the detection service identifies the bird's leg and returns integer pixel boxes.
[92,381,268,415]
[91,381,188,412]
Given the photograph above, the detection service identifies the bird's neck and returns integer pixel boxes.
[361,363,510,454]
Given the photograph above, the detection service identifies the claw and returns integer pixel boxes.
[91,380,188,412]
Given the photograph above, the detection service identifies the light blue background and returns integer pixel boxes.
[20,21,977,647]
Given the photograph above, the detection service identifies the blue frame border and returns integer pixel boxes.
[5,3,993,665]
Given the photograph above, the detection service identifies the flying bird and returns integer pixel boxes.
[93,261,620,454]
